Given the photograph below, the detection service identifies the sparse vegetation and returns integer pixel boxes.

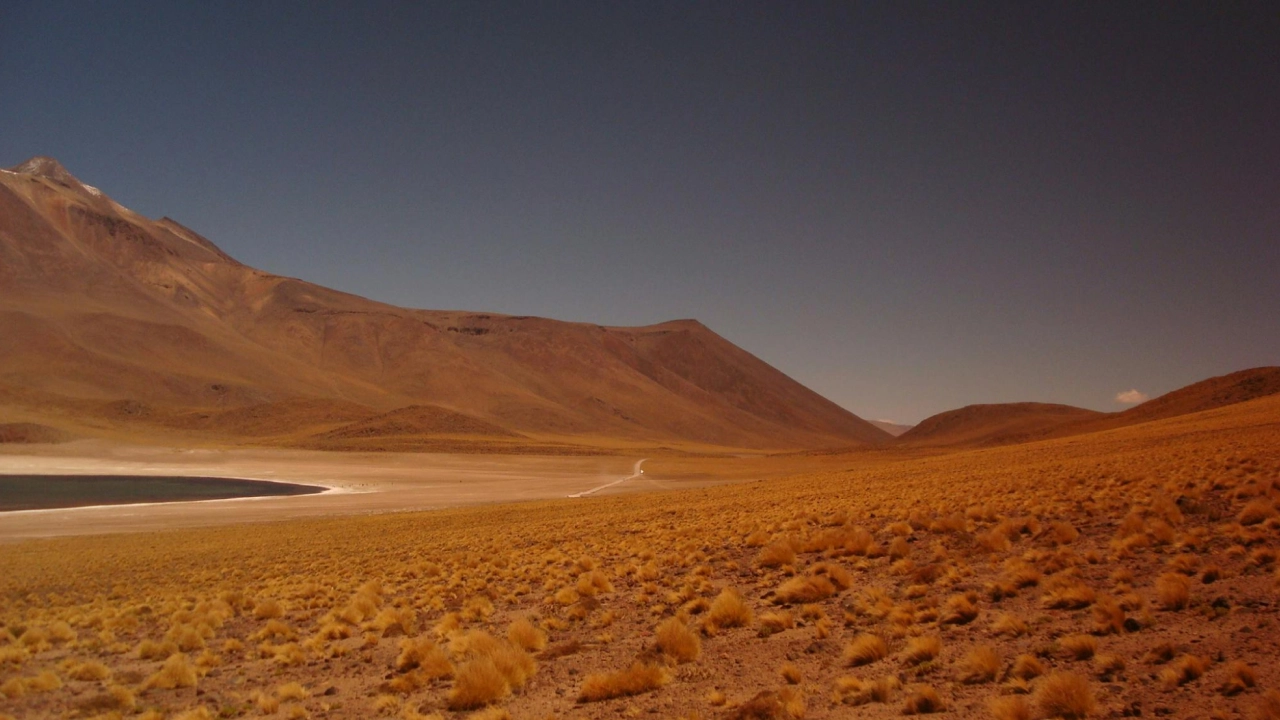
[1,389,1277,718]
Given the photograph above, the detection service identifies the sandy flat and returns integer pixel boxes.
[0,441,660,540]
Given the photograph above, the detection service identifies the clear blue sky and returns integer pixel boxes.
[2,2,1277,423]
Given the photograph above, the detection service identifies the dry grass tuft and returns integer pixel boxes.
[143,653,197,690]
[1010,654,1045,680]
[902,636,942,666]
[1059,635,1098,661]
[1254,690,1280,720]
[833,675,899,706]
[959,645,1000,683]
[774,574,836,604]
[1155,572,1191,610]
[706,588,754,631]
[66,660,111,681]
[1159,654,1209,689]
[940,594,979,625]
[507,617,546,652]
[448,657,509,710]
[781,661,802,684]
[1238,500,1277,526]
[1220,660,1257,695]
[577,663,668,703]
[759,610,795,634]
[1035,672,1094,719]
[395,637,454,678]
[729,688,806,719]
[656,617,701,663]
[1094,653,1125,679]
[903,685,944,714]
[992,612,1028,637]
[757,540,798,568]
[843,634,889,666]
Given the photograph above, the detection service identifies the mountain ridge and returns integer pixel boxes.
[0,157,891,451]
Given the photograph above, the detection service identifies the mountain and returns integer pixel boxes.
[896,367,1280,449]
[895,402,1103,447]
[1108,367,1280,427]
[0,157,891,451]
[869,420,913,437]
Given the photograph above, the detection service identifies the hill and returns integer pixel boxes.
[897,366,1280,449]
[895,402,1103,447]
[0,157,890,451]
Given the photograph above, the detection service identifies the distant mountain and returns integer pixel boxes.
[895,403,1103,447]
[1108,367,1280,427]
[870,420,913,437]
[0,157,891,451]
[896,367,1280,449]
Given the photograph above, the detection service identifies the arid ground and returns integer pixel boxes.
[2,393,1279,720]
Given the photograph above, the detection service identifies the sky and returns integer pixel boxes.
[1,2,1277,424]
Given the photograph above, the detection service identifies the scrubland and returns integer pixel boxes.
[1,395,1279,719]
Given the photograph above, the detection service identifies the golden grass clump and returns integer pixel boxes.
[843,634,889,666]
[757,540,798,568]
[833,675,899,706]
[706,588,753,631]
[507,617,546,652]
[277,681,308,701]
[774,574,836,604]
[1238,500,1277,526]
[902,685,944,714]
[992,612,1028,637]
[902,636,942,666]
[1091,595,1126,634]
[252,599,284,620]
[577,663,668,703]
[1253,689,1280,720]
[1010,654,1045,680]
[1094,653,1126,679]
[1041,575,1096,609]
[733,688,806,719]
[781,661,802,684]
[940,593,979,625]
[1159,654,1209,689]
[448,657,509,710]
[1035,672,1094,719]
[1220,660,1257,695]
[143,653,197,690]
[66,659,111,681]
[655,616,701,663]
[1155,572,1191,610]
[958,645,1000,683]
[759,610,795,634]
[1059,635,1098,661]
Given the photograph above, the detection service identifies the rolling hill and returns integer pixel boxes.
[0,157,890,451]
[897,366,1280,449]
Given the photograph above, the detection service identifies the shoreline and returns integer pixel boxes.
[0,473,349,515]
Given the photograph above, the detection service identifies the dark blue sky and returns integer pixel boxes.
[2,2,1277,423]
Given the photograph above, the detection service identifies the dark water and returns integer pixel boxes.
[0,474,324,511]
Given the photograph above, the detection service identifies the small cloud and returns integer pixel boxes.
[1115,389,1149,405]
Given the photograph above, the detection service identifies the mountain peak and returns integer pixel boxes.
[7,156,105,198]
[11,156,74,180]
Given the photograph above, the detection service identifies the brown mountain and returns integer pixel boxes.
[897,367,1280,449]
[0,157,890,451]
[895,402,1103,448]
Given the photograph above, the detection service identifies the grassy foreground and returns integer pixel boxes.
[2,396,1279,719]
